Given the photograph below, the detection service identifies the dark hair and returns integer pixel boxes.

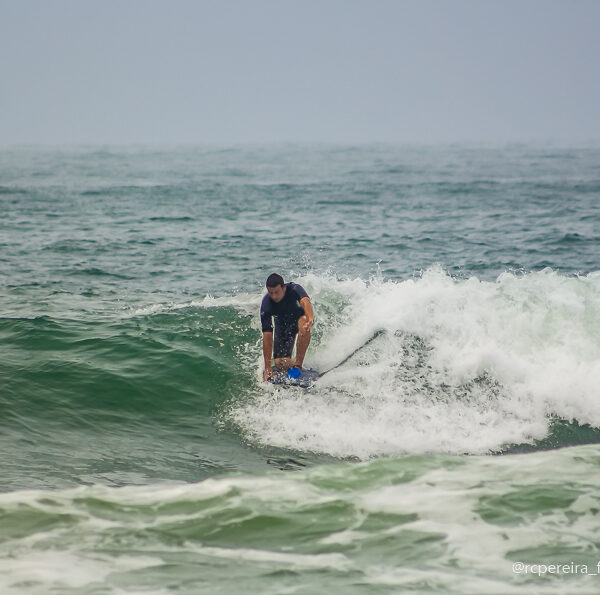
[266,273,284,288]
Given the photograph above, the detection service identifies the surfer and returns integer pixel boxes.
[260,273,314,381]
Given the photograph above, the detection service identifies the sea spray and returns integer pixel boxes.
[227,268,600,456]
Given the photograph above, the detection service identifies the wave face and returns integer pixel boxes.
[0,305,261,490]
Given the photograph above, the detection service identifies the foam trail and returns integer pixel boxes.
[125,292,260,317]
[229,268,600,457]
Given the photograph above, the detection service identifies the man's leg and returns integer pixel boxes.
[294,315,311,369]
[273,329,297,371]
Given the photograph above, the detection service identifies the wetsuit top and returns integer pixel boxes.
[260,283,308,335]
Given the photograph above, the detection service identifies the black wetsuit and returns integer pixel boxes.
[260,283,308,358]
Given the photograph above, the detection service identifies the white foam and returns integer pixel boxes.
[231,268,600,457]
[194,545,352,571]
[0,551,110,591]
[2,447,599,593]
[124,292,259,318]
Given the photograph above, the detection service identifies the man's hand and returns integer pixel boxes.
[299,297,314,334]
[299,316,313,333]
[263,368,273,382]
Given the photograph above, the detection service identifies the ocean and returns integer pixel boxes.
[2,143,600,593]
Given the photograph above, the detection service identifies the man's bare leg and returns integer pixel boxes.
[294,315,311,369]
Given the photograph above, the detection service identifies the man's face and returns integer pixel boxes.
[267,284,286,303]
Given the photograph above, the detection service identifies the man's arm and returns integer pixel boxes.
[262,331,274,381]
[299,297,314,331]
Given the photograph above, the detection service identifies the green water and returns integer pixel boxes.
[2,144,600,592]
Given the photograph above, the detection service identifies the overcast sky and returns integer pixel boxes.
[1,0,599,145]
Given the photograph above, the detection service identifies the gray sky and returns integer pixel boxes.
[1,0,599,145]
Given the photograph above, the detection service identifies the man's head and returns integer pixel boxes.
[266,273,286,302]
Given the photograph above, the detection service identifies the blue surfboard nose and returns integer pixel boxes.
[287,367,302,379]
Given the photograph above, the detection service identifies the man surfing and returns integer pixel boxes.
[260,273,314,381]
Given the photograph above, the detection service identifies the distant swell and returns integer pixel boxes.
[148,216,195,222]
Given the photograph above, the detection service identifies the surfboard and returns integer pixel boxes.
[270,368,320,388]
[267,332,383,389]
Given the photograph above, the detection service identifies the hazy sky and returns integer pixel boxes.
[1,0,599,145]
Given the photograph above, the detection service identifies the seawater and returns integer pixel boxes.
[2,144,600,593]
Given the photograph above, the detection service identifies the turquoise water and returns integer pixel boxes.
[2,144,600,592]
